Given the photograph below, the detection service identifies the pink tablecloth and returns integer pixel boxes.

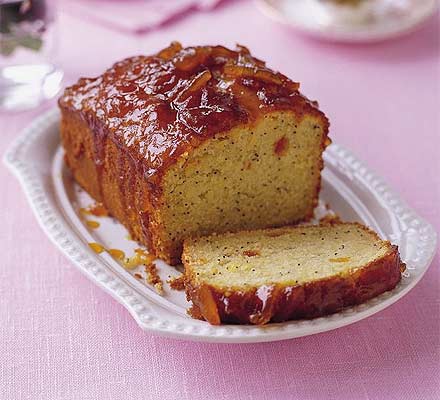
[1,2,439,399]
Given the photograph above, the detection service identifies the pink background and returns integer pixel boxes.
[1,1,439,399]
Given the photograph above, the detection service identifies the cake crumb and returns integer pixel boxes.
[187,305,204,320]
[145,262,164,295]
[167,275,185,291]
[134,273,143,279]
[266,231,285,237]
[242,160,252,170]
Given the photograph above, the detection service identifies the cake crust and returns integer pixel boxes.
[182,223,405,325]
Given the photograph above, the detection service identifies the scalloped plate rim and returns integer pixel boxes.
[3,108,437,343]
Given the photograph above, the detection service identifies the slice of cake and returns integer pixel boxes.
[182,223,405,325]
[59,42,329,265]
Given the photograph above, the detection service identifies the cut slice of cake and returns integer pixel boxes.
[59,42,329,265]
[182,223,405,325]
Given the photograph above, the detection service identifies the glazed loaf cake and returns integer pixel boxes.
[183,223,405,325]
[59,42,330,265]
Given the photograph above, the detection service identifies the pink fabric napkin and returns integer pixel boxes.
[61,0,226,34]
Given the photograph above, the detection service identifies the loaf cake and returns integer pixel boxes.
[59,42,330,265]
[182,223,405,325]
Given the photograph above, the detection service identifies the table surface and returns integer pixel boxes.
[1,2,439,399]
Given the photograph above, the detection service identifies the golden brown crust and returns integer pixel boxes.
[60,111,160,256]
[182,224,405,325]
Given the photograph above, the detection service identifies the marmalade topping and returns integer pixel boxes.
[86,220,100,229]
[108,248,126,261]
[59,42,322,182]
[88,242,105,254]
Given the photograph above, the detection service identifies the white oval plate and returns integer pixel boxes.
[4,108,437,343]
[256,0,438,43]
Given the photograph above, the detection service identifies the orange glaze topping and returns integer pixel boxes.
[88,242,105,254]
[108,248,126,261]
[59,42,324,185]
[123,248,155,269]
[86,220,100,229]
